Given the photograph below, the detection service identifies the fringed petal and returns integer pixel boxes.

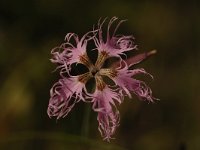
[47,76,87,119]
[93,16,137,58]
[92,86,122,141]
[50,30,97,74]
[113,63,155,102]
[66,31,96,65]
[97,110,120,142]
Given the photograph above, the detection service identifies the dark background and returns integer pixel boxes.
[0,0,200,150]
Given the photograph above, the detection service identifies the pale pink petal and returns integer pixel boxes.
[47,76,86,119]
[113,63,154,102]
[97,111,120,142]
[92,86,122,141]
[65,31,95,65]
[50,44,70,73]
[93,17,137,58]
[50,31,96,73]
[50,45,68,64]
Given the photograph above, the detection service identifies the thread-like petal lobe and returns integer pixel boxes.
[92,86,122,141]
[113,64,154,102]
[93,17,137,58]
[47,76,86,119]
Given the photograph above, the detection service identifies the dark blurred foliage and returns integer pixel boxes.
[0,0,200,150]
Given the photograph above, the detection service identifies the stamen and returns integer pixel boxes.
[95,75,106,91]
[95,51,109,69]
[79,53,94,69]
[78,72,92,83]
[99,68,117,78]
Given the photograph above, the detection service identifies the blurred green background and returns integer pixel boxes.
[0,0,200,150]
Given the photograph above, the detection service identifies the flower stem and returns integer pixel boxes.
[81,103,91,138]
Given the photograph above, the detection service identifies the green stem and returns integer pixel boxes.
[81,103,91,138]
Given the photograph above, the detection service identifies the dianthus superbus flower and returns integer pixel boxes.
[47,17,157,141]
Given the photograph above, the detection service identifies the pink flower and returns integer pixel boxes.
[47,17,157,141]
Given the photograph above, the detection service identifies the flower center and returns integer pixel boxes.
[79,51,117,91]
[91,67,99,76]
